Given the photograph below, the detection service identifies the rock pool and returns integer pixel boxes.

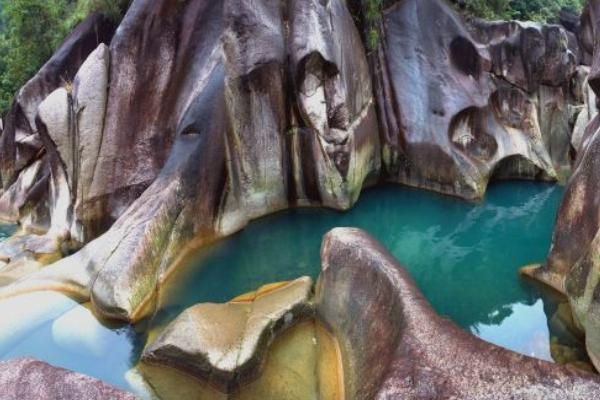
[0,181,582,395]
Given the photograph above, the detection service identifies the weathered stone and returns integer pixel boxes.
[0,160,47,224]
[139,319,343,400]
[361,0,567,200]
[0,358,137,400]
[142,277,313,393]
[572,66,598,153]
[84,0,226,237]
[288,0,380,210]
[317,228,600,399]
[0,12,116,193]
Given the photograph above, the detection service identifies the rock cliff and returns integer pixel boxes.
[0,0,598,397]
[522,0,600,373]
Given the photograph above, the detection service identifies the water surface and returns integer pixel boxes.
[2,182,578,393]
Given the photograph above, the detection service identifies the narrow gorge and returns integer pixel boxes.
[0,0,600,399]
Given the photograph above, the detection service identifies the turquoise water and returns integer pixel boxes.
[0,224,16,241]
[1,182,580,394]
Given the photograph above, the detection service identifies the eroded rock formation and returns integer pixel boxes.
[0,0,597,396]
[319,228,600,399]
[142,278,314,393]
[522,0,600,371]
[137,229,600,399]
[0,13,117,231]
[0,0,588,318]
[353,0,590,199]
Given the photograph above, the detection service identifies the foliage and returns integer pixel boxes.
[365,0,383,51]
[455,0,586,22]
[0,0,128,115]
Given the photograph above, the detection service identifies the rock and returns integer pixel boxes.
[36,44,111,243]
[571,66,598,153]
[221,0,288,222]
[139,319,343,400]
[141,277,313,393]
[0,160,47,224]
[0,358,137,400]
[362,0,566,200]
[287,0,380,210]
[0,233,62,286]
[0,12,116,215]
[36,88,73,240]
[468,18,580,177]
[524,4,600,341]
[84,0,227,237]
[76,0,378,322]
[579,1,599,66]
[317,228,600,399]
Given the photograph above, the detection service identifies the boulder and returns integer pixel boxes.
[522,0,600,370]
[317,228,600,399]
[0,12,116,216]
[0,358,136,400]
[141,277,313,393]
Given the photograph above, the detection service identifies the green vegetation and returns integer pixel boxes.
[365,0,383,51]
[454,0,586,22]
[0,0,128,114]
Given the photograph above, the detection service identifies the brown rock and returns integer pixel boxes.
[141,278,313,393]
[317,228,600,399]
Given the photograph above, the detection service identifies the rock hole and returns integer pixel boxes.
[449,36,481,78]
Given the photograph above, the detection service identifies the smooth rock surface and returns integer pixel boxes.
[0,12,116,225]
[364,0,567,200]
[142,277,313,393]
[317,228,600,399]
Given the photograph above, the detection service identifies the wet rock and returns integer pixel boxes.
[287,0,380,210]
[580,1,600,66]
[0,233,63,287]
[317,228,600,399]
[469,19,580,177]
[0,358,136,400]
[141,277,313,393]
[139,319,342,400]
[0,160,48,224]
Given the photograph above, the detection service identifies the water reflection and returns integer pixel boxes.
[1,181,584,393]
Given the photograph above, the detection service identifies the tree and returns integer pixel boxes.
[0,0,70,112]
[0,0,128,114]
[455,0,586,22]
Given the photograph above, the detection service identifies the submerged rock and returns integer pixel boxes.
[318,228,600,399]
[142,277,313,393]
[0,358,136,400]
